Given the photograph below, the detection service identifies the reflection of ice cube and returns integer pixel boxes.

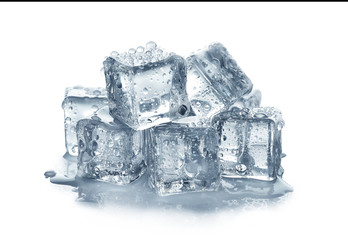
[76,108,147,185]
[61,87,108,156]
[186,42,253,120]
[148,122,220,196]
[213,107,284,182]
[103,42,190,130]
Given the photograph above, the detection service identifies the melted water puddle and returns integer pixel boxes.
[45,155,293,213]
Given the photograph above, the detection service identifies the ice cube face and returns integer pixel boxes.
[62,87,108,156]
[76,116,147,185]
[103,44,190,130]
[148,123,220,196]
[213,107,284,181]
[186,42,253,120]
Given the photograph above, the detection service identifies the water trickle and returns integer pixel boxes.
[44,170,56,178]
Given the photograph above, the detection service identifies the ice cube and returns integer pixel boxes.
[230,89,262,110]
[212,107,284,181]
[103,42,190,130]
[186,42,253,120]
[148,120,220,196]
[76,107,147,185]
[62,87,108,156]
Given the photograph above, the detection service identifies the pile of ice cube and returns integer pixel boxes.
[62,41,288,197]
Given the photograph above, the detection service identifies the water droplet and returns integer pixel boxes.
[111,51,119,58]
[107,140,114,147]
[146,41,157,49]
[223,135,227,141]
[91,115,101,121]
[116,82,122,88]
[72,145,78,153]
[93,90,101,96]
[136,46,144,53]
[44,170,56,178]
[254,113,268,119]
[204,104,211,112]
[193,71,200,78]
[184,163,199,178]
[69,106,73,111]
[163,140,169,146]
[78,140,85,149]
[91,105,99,112]
[116,161,123,169]
[235,164,247,174]
[141,88,149,96]
[91,141,98,151]
[65,117,71,124]
[201,61,208,68]
[128,48,136,54]
[93,167,100,175]
[178,105,188,115]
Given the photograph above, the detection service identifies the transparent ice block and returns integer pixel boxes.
[62,86,108,156]
[186,42,253,121]
[148,118,220,196]
[76,107,147,185]
[103,42,190,130]
[213,107,284,181]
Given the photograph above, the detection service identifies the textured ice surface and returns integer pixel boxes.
[76,107,147,185]
[148,122,220,196]
[213,107,284,181]
[103,42,190,130]
[62,87,108,156]
[186,42,253,120]
[231,89,262,110]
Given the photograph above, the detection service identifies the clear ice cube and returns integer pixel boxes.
[103,42,190,130]
[148,121,220,196]
[76,107,147,185]
[62,87,108,156]
[212,107,284,181]
[186,42,253,120]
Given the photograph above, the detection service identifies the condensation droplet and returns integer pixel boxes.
[91,105,99,112]
[65,117,71,124]
[44,170,56,178]
[107,140,114,148]
[146,41,157,49]
[193,71,200,78]
[128,48,136,54]
[93,90,101,96]
[136,46,144,53]
[72,145,78,153]
[143,87,149,95]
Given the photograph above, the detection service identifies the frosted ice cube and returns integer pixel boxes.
[76,107,147,185]
[148,121,220,196]
[103,42,190,130]
[62,87,108,156]
[186,42,253,120]
[213,107,284,181]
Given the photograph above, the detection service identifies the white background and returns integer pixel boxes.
[0,2,347,239]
